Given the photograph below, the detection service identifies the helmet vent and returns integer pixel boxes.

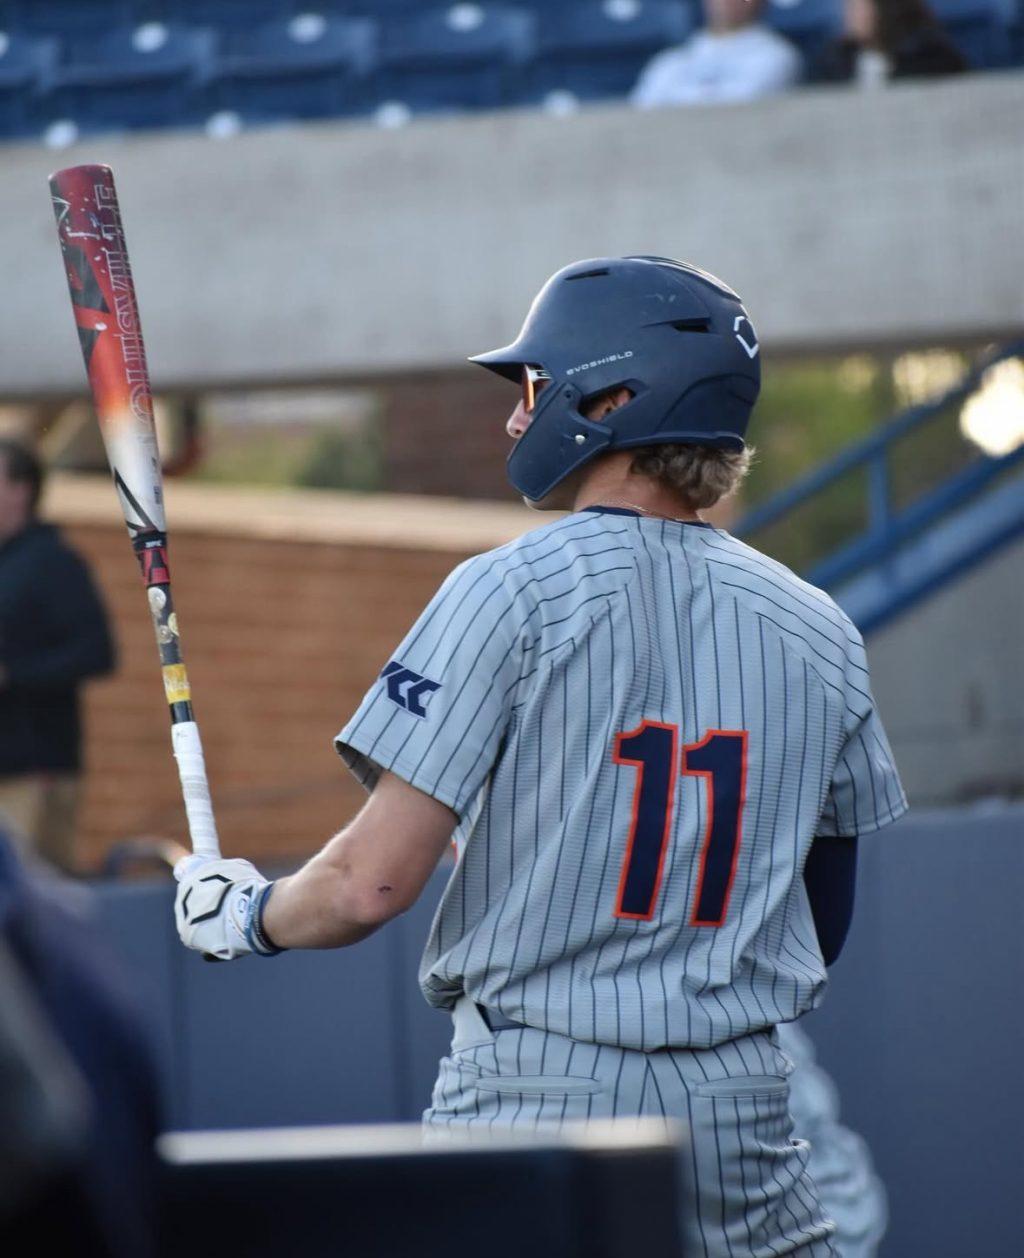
[670,318,711,333]
[565,268,610,281]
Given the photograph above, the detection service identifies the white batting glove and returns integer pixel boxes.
[173,856,283,960]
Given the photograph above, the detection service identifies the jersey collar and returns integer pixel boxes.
[581,505,714,527]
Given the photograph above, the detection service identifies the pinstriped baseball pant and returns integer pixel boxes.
[423,999,837,1258]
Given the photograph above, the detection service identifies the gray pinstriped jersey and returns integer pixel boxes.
[337,507,907,1051]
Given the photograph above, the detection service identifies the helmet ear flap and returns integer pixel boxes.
[507,382,613,502]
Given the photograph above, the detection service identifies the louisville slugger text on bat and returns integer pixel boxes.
[49,163,220,860]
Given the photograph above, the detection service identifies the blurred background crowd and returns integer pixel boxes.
[0,0,1013,145]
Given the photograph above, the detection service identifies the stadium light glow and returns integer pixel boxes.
[959,358,1024,457]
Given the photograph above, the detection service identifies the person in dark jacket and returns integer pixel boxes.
[814,0,967,85]
[0,439,114,872]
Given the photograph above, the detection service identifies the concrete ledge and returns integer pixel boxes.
[44,471,546,552]
[5,74,1023,394]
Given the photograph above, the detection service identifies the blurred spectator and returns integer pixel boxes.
[631,0,801,107]
[0,439,114,874]
[0,829,162,1257]
[781,1021,889,1257]
[814,0,967,85]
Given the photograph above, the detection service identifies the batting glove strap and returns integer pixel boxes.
[244,882,285,957]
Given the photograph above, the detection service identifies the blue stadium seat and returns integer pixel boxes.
[0,31,58,138]
[929,0,1014,67]
[320,0,427,13]
[368,4,534,116]
[516,0,695,107]
[208,12,374,122]
[4,0,135,40]
[167,1,294,30]
[40,22,217,134]
[1009,0,1024,62]
[764,0,843,68]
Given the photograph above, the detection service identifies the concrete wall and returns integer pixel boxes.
[3,74,1023,397]
[867,535,1024,807]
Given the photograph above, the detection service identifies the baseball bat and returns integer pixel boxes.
[49,164,221,860]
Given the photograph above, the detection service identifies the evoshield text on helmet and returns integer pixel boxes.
[470,256,761,502]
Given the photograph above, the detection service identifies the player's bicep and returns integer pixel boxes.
[803,835,857,965]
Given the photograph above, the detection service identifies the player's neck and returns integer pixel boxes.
[573,456,701,523]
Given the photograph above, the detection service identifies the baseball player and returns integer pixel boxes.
[175,256,908,1257]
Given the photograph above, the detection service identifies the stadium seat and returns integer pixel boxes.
[320,0,428,13]
[0,31,58,138]
[764,0,843,68]
[168,0,294,28]
[208,12,375,122]
[368,4,535,116]
[929,0,1014,67]
[40,22,217,134]
[515,0,696,108]
[4,0,135,41]
[1009,0,1024,63]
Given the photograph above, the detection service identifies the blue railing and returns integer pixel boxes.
[736,340,1024,598]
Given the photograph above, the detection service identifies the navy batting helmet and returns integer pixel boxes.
[470,255,761,502]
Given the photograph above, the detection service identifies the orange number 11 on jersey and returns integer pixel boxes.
[612,722,748,925]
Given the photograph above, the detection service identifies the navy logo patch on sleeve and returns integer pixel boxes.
[380,660,441,718]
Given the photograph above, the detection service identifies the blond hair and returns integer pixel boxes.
[630,443,754,509]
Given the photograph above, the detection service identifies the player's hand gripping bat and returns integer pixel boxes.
[50,164,220,861]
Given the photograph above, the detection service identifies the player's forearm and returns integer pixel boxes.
[258,772,456,951]
[262,859,385,950]
[261,827,415,950]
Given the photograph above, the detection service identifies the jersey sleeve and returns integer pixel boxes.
[816,627,909,838]
[335,553,524,817]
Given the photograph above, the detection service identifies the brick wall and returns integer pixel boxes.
[379,371,521,501]
[51,477,537,873]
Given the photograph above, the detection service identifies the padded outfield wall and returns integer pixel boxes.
[96,802,1024,1258]
[1,74,1023,398]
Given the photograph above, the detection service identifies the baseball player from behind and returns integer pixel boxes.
[175,257,908,1257]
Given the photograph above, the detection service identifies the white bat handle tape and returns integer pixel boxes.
[171,720,221,859]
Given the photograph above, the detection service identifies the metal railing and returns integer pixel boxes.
[736,340,1024,595]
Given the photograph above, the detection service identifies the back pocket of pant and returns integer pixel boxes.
[692,1074,788,1099]
[475,1074,602,1097]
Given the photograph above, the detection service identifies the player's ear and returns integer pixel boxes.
[583,386,635,422]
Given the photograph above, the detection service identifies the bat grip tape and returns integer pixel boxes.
[171,720,221,859]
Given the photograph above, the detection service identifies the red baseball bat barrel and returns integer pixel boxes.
[49,164,221,860]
